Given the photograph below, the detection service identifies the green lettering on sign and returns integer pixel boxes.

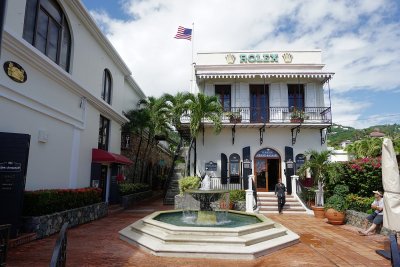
[270,54,278,62]
[239,53,280,64]
[248,54,256,63]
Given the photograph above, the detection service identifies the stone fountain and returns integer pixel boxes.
[119,174,300,259]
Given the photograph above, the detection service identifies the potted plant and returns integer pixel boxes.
[226,110,242,123]
[229,190,246,210]
[298,150,332,218]
[325,185,349,225]
[290,109,307,123]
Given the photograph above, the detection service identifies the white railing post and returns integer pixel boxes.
[291,175,299,195]
[246,175,254,213]
[291,175,313,214]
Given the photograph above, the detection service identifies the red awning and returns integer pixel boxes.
[92,149,133,165]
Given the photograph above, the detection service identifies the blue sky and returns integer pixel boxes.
[81,0,400,129]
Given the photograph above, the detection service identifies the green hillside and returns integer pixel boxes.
[328,123,400,149]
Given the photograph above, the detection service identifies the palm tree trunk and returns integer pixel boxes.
[133,131,143,183]
[194,137,197,175]
[140,132,152,182]
[187,137,194,175]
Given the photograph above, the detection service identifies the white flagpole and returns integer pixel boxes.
[190,22,195,93]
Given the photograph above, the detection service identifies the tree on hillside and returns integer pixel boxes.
[346,138,383,158]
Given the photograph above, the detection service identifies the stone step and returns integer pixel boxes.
[258,203,304,209]
[130,222,287,247]
[257,196,298,201]
[257,198,298,203]
[120,218,300,260]
[259,206,306,212]
[257,192,295,198]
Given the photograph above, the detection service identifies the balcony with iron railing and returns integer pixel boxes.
[180,107,332,126]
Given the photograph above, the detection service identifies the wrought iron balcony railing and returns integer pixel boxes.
[181,107,332,125]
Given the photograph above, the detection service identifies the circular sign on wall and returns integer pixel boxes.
[3,61,27,83]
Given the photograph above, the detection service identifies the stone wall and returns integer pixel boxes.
[345,210,391,235]
[121,132,173,187]
[23,202,108,239]
[120,191,153,209]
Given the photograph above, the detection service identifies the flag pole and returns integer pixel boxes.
[190,22,195,93]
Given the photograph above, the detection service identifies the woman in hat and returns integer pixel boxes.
[358,190,384,236]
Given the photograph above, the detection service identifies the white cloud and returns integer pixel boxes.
[86,0,400,127]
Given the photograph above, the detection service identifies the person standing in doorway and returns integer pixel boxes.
[275,178,286,214]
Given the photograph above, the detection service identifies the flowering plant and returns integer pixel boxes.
[343,157,382,197]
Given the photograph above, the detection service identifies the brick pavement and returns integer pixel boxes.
[7,198,390,267]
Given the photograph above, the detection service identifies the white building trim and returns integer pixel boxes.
[3,31,128,125]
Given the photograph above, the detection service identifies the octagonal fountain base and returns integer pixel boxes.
[119,210,299,260]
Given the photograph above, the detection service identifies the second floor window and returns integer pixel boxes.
[102,69,112,104]
[215,84,231,111]
[288,84,304,110]
[23,0,72,72]
[98,115,110,151]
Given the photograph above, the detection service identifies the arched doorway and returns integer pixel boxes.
[254,148,281,192]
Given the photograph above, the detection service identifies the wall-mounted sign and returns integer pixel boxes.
[3,61,27,83]
[0,162,22,172]
[205,161,217,171]
[255,148,280,158]
[225,52,294,64]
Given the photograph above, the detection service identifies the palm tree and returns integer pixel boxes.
[346,138,383,158]
[186,93,223,174]
[163,92,191,129]
[138,96,173,182]
[298,150,332,206]
[122,108,151,182]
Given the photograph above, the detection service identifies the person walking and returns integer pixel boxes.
[275,178,286,214]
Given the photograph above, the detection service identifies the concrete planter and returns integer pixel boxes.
[120,191,153,209]
[23,202,108,239]
[234,201,246,211]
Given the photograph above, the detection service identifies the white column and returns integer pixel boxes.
[291,175,299,195]
[246,175,254,213]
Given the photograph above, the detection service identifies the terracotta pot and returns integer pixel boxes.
[325,208,346,225]
[312,206,325,219]
[290,118,304,123]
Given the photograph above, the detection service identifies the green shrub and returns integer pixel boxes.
[345,194,374,213]
[325,185,349,212]
[23,188,102,216]
[229,190,246,202]
[118,183,150,196]
[178,176,200,195]
[333,184,349,196]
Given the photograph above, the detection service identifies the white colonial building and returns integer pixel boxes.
[0,0,145,202]
[182,50,333,194]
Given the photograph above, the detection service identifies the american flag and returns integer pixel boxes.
[174,26,192,40]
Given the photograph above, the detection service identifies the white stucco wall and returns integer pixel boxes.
[195,127,326,187]
[0,0,145,190]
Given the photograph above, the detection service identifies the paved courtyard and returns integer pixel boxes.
[7,198,390,267]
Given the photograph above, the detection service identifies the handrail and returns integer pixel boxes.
[163,137,183,204]
[0,224,10,267]
[50,222,68,267]
[181,107,332,124]
[295,179,315,210]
